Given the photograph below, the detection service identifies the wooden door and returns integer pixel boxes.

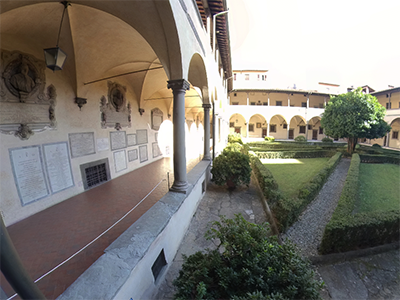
[312,130,318,140]
[289,129,294,139]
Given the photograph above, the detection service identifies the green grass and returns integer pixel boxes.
[356,163,400,213]
[262,158,330,198]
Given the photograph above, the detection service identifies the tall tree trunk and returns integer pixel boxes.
[347,137,358,154]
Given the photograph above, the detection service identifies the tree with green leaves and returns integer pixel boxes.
[321,88,391,154]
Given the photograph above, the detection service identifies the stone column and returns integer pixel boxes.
[167,79,190,193]
[305,121,309,141]
[247,92,249,105]
[307,95,310,108]
[266,122,270,137]
[203,104,212,160]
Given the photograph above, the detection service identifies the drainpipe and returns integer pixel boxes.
[212,101,215,160]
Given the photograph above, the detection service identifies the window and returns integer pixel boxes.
[386,103,391,109]
[393,131,399,139]
[299,126,306,134]
[283,124,288,129]
[263,102,268,106]
[257,74,260,81]
[229,122,234,128]
[262,75,267,81]
[249,124,254,132]
[245,74,250,80]
[250,102,256,106]
[233,93,237,97]
[232,102,239,105]
[334,137,339,141]
[301,102,307,107]
[319,127,323,134]
[233,73,237,81]
[308,125,312,130]
[257,101,262,105]
[276,101,282,106]
[270,124,276,133]
[256,123,261,128]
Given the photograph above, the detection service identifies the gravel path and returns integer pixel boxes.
[282,158,351,257]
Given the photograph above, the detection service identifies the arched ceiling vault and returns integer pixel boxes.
[1,0,183,109]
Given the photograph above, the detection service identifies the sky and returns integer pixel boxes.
[227,0,400,92]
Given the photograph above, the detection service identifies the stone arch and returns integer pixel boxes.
[308,116,322,140]
[249,114,267,138]
[289,115,307,140]
[229,113,246,137]
[269,114,288,140]
[389,118,400,148]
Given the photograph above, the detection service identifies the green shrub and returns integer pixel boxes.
[372,143,382,148]
[359,154,400,165]
[321,137,333,143]
[173,215,323,300]
[264,136,275,142]
[211,150,251,188]
[294,135,307,142]
[224,142,243,153]
[228,132,243,144]
[254,150,336,159]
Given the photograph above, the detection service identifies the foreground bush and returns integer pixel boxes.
[211,148,251,188]
[321,137,333,143]
[173,215,323,300]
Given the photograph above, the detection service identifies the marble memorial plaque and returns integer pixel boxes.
[97,138,109,152]
[127,134,137,146]
[110,131,127,150]
[69,132,96,158]
[128,149,138,162]
[139,145,148,163]
[137,129,148,145]
[152,142,161,158]
[43,142,74,193]
[113,150,127,172]
[151,108,163,131]
[9,145,49,205]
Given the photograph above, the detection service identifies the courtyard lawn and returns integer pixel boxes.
[356,163,400,213]
[262,157,330,199]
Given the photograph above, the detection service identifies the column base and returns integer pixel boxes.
[169,180,189,194]
[202,155,211,161]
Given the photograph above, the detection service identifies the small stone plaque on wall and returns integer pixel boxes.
[43,142,74,194]
[128,149,138,162]
[152,142,161,158]
[110,131,127,150]
[127,134,137,146]
[0,50,57,140]
[139,145,148,163]
[9,145,49,205]
[137,129,148,145]
[69,132,96,158]
[151,108,163,131]
[113,150,127,173]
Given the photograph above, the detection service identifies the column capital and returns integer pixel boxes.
[202,103,212,109]
[167,79,190,91]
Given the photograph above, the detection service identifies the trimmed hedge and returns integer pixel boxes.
[320,154,400,254]
[359,154,400,165]
[254,150,336,159]
[251,152,342,232]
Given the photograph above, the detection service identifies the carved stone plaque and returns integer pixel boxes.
[151,108,163,131]
[1,50,57,139]
[137,129,148,145]
[127,134,137,146]
[128,149,138,162]
[139,145,148,163]
[152,142,161,158]
[113,150,127,173]
[69,132,96,158]
[110,131,127,150]
[100,81,131,130]
[43,142,74,194]
[9,145,49,205]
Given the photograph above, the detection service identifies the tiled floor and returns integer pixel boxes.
[1,157,199,300]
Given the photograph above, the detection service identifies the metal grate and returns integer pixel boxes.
[85,163,108,188]
[151,249,167,281]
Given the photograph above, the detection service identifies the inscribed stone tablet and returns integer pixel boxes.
[152,142,161,158]
[127,134,137,146]
[69,132,96,158]
[113,150,127,172]
[110,131,127,150]
[97,138,110,152]
[136,129,148,145]
[43,142,74,193]
[9,146,49,205]
[128,149,138,162]
[139,145,148,163]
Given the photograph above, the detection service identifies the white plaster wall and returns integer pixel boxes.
[0,69,168,226]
